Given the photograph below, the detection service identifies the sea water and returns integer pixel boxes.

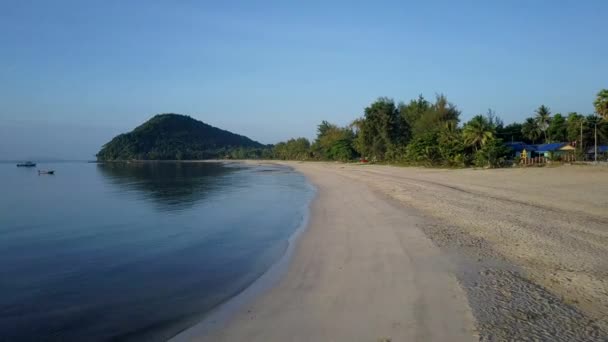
[0,161,313,341]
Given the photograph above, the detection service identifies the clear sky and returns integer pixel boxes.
[1,0,606,160]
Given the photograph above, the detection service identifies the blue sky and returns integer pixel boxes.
[1,0,606,159]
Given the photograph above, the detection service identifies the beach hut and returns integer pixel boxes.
[535,143,576,159]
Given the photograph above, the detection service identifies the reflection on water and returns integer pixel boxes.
[0,161,313,342]
[97,162,237,210]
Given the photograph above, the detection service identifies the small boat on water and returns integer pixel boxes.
[38,170,55,175]
[17,161,36,167]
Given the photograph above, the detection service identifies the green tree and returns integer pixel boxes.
[586,115,608,149]
[398,95,430,130]
[565,114,608,157]
[437,122,468,167]
[355,98,409,161]
[404,122,468,167]
[273,138,311,160]
[566,113,586,145]
[521,118,541,144]
[411,94,460,136]
[497,122,525,143]
[547,113,567,142]
[535,105,551,142]
[405,131,442,166]
[594,89,608,120]
[316,120,334,139]
[463,115,495,151]
[312,121,357,161]
[474,139,510,168]
[485,109,503,129]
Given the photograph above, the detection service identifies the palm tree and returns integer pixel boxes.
[521,118,541,144]
[535,105,551,143]
[594,89,608,120]
[463,115,495,151]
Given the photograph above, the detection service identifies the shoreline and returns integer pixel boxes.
[170,162,316,341]
[173,162,608,341]
[176,161,479,341]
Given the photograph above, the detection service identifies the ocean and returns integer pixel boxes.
[0,161,313,341]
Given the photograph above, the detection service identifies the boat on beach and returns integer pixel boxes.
[17,161,36,167]
[38,170,55,175]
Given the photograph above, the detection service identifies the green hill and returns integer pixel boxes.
[97,114,265,160]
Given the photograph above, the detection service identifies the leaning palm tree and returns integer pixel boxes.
[594,89,608,120]
[521,117,541,144]
[535,105,551,143]
[463,115,495,151]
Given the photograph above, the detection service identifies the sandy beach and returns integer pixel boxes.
[174,162,608,341]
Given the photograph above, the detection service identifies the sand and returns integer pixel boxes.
[174,162,608,341]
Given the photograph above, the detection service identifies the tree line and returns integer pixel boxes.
[269,89,608,167]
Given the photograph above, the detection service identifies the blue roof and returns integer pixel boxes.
[504,142,536,152]
[587,145,608,153]
[535,143,569,152]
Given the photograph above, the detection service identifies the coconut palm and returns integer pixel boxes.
[535,105,551,143]
[594,89,608,120]
[521,117,541,144]
[463,115,495,151]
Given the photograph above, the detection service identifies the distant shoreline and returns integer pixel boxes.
[93,159,233,163]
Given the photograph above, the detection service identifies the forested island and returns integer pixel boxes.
[96,114,267,160]
[98,89,608,165]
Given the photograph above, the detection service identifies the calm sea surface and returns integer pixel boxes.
[0,161,313,341]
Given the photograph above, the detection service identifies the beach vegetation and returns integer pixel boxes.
[98,90,608,167]
[473,138,510,168]
[496,122,527,144]
[311,121,357,161]
[535,105,552,142]
[521,118,542,144]
[594,89,608,120]
[273,138,312,160]
[547,113,567,142]
[462,114,496,151]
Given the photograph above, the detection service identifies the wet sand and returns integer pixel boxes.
[175,162,608,341]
